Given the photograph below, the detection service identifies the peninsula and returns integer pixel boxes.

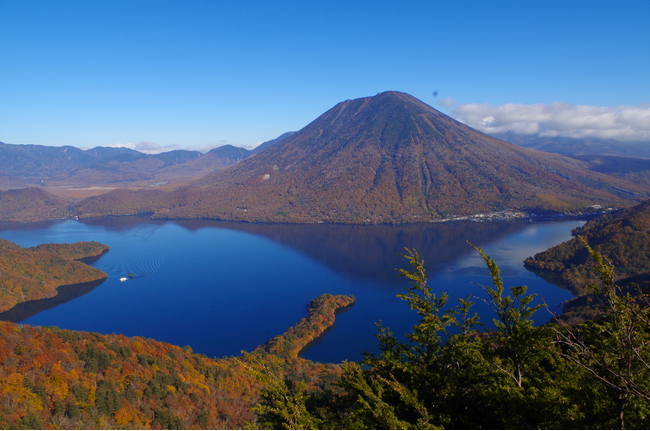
[0,239,109,313]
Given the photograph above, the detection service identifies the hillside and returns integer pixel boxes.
[44,150,203,187]
[0,188,71,222]
[0,142,140,185]
[0,142,205,188]
[568,155,650,188]
[524,199,650,296]
[0,142,126,179]
[89,91,648,224]
[0,295,350,429]
[0,240,109,313]
[249,131,295,155]
[150,145,253,184]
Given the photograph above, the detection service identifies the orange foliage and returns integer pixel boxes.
[0,240,108,313]
[0,293,352,429]
[255,294,355,358]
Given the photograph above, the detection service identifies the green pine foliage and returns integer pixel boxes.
[249,242,650,429]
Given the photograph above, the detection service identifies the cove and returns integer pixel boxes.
[0,216,581,363]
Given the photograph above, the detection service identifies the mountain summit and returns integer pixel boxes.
[78,91,649,223]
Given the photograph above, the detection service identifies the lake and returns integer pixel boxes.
[0,216,581,363]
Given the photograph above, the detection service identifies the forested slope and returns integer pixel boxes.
[248,247,650,430]
[524,199,650,295]
[0,295,352,429]
[0,188,71,222]
[0,240,108,313]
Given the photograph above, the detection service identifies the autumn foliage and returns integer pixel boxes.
[0,321,257,429]
[0,240,109,313]
[255,294,355,359]
[523,199,650,322]
[0,239,356,429]
[524,200,650,296]
[0,294,352,429]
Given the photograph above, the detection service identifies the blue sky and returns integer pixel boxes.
[1,0,649,152]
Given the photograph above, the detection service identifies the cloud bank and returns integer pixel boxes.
[107,140,261,155]
[108,141,180,154]
[446,101,650,142]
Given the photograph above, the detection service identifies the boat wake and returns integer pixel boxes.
[92,250,168,280]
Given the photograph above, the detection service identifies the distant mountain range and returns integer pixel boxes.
[2,91,650,223]
[0,142,201,188]
[68,91,650,224]
[0,133,295,189]
[489,134,650,190]
[491,132,650,158]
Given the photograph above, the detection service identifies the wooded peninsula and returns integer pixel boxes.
[0,289,353,429]
[0,240,108,313]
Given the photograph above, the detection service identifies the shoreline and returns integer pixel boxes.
[254,294,355,359]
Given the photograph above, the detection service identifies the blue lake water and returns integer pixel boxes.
[0,216,581,363]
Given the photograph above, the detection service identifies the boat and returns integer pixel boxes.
[119,277,128,282]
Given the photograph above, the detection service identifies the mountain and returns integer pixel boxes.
[44,149,203,187]
[122,91,648,224]
[567,155,650,188]
[0,142,203,188]
[0,187,71,222]
[250,131,295,155]
[8,91,650,223]
[491,132,650,158]
[0,142,139,180]
[138,141,289,187]
[141,145,249,185]
[0,136,294,191]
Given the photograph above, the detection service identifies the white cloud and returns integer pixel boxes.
[108,141,180,154]
[451,102,650,142]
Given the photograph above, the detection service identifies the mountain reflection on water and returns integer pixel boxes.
[0,279,106,322]
[172,219,530,285]
[0,216,582,363]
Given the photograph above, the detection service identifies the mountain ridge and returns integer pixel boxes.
[491,132,650,158]
[4,92,650,223]
[142,91,649,223]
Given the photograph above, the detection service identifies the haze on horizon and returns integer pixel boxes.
[1,0,649,153]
